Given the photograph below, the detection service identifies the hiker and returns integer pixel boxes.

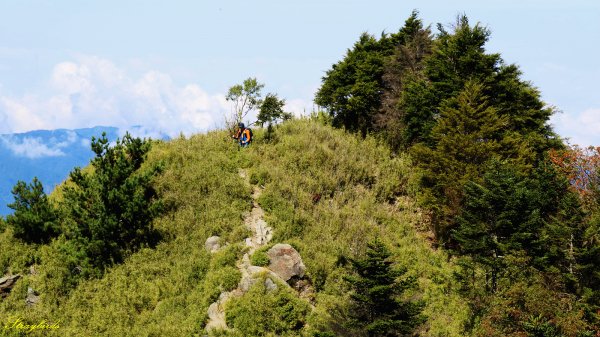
[232,122,252,147]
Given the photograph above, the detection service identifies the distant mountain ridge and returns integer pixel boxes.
[0,126,120,215]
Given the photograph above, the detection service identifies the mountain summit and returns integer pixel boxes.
[0,119,468,336]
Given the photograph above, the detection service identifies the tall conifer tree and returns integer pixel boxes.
[413,81,507,239]
[344,239,425,336]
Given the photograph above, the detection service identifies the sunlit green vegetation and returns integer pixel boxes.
[0,119,469,336]
[1,9,598,337]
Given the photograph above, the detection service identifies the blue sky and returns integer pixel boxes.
[0,0,598,144]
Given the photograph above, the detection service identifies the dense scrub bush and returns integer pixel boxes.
[226,279,310,336]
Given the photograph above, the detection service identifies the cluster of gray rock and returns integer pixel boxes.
[0,274,20,297]
[0,273,40,306]
[204,170,314,334]
[204,238,311,332]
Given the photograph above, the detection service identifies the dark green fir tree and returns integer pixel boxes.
[344,239,425,336]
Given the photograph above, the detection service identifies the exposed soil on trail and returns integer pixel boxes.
[204,169,273,333]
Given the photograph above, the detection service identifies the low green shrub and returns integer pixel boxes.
[225,280,310,336]
[249,168,271,186]
[203,266,242,305]
[210,244,242,269]
[250,245,272,267]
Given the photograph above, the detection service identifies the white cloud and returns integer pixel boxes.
[52,62,93,94]
[0,130,82,158]
[0,56,230,138]
[551,108,600,146]
[0,97,46,133]
[0,136,65,158]
[54,130,78,148]
[80,138,91,148]
[284,98,312,117]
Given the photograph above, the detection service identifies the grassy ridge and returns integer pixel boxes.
[0,119,468,336]
[0,132,249,336]
[245,120,469,336]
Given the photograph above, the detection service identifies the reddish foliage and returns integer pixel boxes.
[549,145,600,201]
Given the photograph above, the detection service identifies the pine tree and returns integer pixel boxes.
[62,132,162,271]
[452,160,532,292]
[6,177,59,244]
[344,239,425,336]
[426,16,499,98]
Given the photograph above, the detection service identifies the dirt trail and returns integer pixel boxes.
[205,169,273,333]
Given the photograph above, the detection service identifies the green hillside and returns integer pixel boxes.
[0,119,469,336]
[2,10,598,337]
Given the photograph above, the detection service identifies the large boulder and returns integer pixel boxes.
[0,274,21,297]
[267,244,305,281]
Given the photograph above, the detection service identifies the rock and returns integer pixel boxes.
[239,275,259,292]
[206,291,231,331]
[207,302,220,318]
[247,265,269,275]
[205,236,221,253]
[239,267,261,292]
[26,287,40,306]
[0,274,21,297]
[267,244,306,282]
[264,278,278,292]
[254,219,272,246]
[239,266,285,293]
[206,302,227,331]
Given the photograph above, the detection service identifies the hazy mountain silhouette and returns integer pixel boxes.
[0,127,120,215]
